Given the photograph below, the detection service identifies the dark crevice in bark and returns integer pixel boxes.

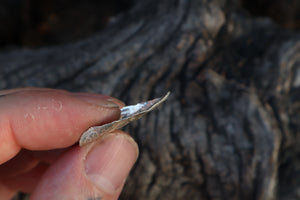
[178,34,203,106]
[195,152,211,200]
[169,109,184,156]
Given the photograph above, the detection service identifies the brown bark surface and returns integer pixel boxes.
[1,0,300,199]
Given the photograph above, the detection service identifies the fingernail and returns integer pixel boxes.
[85,134,139,194]
[74,95,120,108]
[106,98,125,107]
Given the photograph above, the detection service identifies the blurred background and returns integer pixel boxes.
[0,0,298,49]
[0,0,299,200]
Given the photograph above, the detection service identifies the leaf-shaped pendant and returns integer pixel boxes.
[79,92,170,146]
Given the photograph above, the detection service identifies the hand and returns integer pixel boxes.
[0,88,139,200]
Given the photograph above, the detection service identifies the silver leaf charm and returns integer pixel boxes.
[79,92,170,146]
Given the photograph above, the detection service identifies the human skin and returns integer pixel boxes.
[0,88,139,200]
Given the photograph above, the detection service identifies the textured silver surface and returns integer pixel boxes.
[79,92,170,146]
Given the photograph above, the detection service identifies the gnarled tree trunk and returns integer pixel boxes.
[1,0,300,199]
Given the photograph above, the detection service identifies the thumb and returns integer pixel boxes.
[30,131,139,200]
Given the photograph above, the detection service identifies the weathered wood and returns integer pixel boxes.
[1,0,300,199]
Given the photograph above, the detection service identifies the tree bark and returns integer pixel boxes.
[1,0,300,199]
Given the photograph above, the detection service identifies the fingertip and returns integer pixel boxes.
[0,89,122,153]
[30,131,138,200]
[84,132,139,195]
[73,93,125,108]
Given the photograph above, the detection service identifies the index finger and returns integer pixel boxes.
[0,88,121,164]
